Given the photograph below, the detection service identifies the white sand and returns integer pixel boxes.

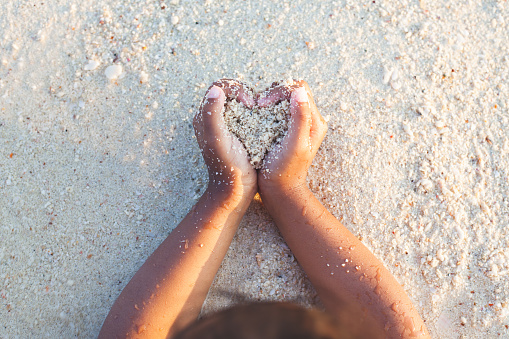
[1,0,509,338]
[224,98,290,168]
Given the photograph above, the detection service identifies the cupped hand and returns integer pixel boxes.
[193,80,257,198]
[257,80,328,195]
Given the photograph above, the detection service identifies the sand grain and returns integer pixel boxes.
[223,98,290,169]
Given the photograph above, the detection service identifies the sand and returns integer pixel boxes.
[223,98,290,168]
[1,0,509,338]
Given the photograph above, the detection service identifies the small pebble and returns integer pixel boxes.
[105,65,123,80]
[437,249,445,261]
[83,60,100,71]
[418,179,433,191]
[139,71,149,83]
[435,120,446,129]
[439,127,450,135]
[383,67,393,84]
[171,15,179,25]
[455,225,465,240]
[391,81,402,90]
[416,105,430,117]
[391,68,399,81]
[402,123,412,136]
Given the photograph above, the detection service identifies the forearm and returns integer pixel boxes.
[99,185,255,339]
[260,186,429,338]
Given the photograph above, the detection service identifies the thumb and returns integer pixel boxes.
[196,85,244,163]
[286,87,312,147]
[199,86,229,143]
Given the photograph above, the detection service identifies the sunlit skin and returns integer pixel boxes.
[98,80,257,338]
[257,80,430,338]
[98,79,430,338]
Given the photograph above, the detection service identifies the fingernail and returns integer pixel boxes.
[293,87,308,103]
[207,86,221,99]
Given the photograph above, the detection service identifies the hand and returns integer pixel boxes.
[257,80,328,195]
[193,80,257,199]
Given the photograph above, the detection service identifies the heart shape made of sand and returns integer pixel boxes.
[223,97,290,169]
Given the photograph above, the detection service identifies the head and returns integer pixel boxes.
[172,302,383,339]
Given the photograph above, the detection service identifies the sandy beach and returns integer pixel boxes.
[1,0,509,338]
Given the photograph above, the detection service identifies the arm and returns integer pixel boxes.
[99,82,256,338]
[257,82,430,338]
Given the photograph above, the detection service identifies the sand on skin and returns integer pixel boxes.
[1,0,509,338]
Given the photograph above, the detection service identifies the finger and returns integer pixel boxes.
[291,81,323,141]
[193,112,205,149]
[286,87,312,147]
[237,88,256,108]
[258,79,311,107]
[258,85,292,107]
[309,117,328,156]
[199,86,230,154]
[306,90,328,147]
[213,79,255,108]
[310,109,328,147]
[199,80,236,112]
[292,80,319,113]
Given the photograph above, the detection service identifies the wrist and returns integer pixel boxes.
[206,182,256,208]
[258,181,310,203]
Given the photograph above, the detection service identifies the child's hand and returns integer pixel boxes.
[193,80,257,198]
[100,81,258,339]
[257,81,328,195]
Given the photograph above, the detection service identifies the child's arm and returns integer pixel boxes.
[99,83,256,338]
[257,82,430,338]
